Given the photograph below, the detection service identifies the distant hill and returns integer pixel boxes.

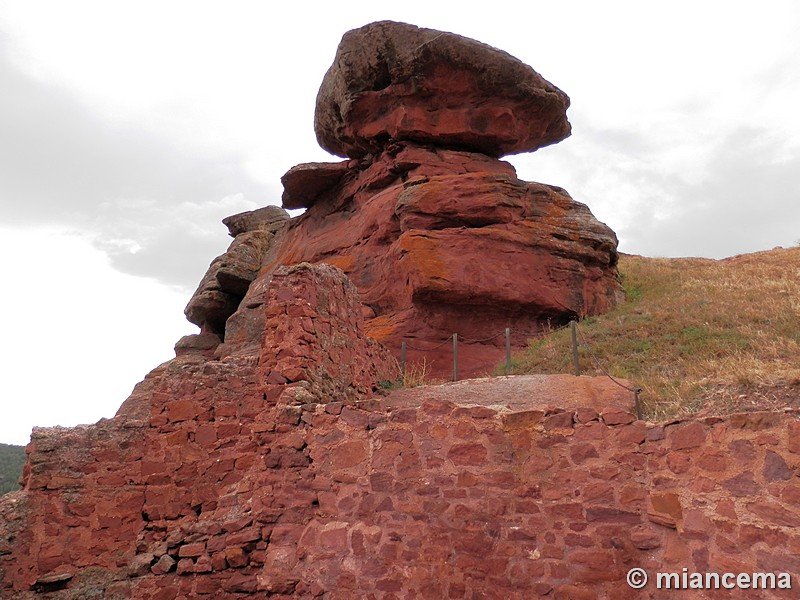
[0,443,25,495]
[512,247,800,420]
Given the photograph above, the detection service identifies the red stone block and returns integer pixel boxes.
[618,484,645,505]
[600,409,634,426]
[585,506,640,524]
[224,547,248,568]
[563,533,594,548]
[682,509,713,539]
[788,421,800,454]
[569,442,599,464]
[193,555,212,574]
[150,554,176,575]
[780,483,800,504]
[666,451,691,474]
[668,421,706,450]
[582,482,614,504]
[339,407,371,429]
[722,472,760,497]
[729,438,757,461]
[209,552,228,571]
[543,411,575,430]
[177,542,205,558]
[318,524,349,551]
[616,421,647,445]
[647,492,682,529]
[166,398,197,423]
[194,425,217,445]
[715,498,738,519]
[226,527,262,546]
[630,525,662,550]
[329,440,369,469]
[447,443,488,466]
[175,557,194,575]
[575,407,599,424]
[763,450,793,481]
[689,476,716,493]
[589,464,621,480]
[747,501,800,528]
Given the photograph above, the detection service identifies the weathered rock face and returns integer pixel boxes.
[262,141,621,377]
[178,20,621,378]
[315,21,571,158]
[185,206,289,336]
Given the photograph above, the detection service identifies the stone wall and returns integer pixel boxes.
[1,265,798,599]
[4,391,799,599]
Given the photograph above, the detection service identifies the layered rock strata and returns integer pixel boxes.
[271,143,620,377]
[183,21,622,378]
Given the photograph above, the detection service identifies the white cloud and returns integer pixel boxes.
[0,227,197,445]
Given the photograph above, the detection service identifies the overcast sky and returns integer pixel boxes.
[1,1,798,444]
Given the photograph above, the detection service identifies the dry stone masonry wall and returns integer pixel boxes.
[2,349,799,599]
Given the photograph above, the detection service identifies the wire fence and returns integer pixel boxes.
[400,320,643,419]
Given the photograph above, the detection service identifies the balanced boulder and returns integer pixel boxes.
[315,20,571,159]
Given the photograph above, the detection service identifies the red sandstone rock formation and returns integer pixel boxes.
[268,142,620,377]
[180,20,622,378]
[0,21,721,600]
[314,21,571,159]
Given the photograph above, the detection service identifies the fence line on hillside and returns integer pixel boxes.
[399,320,643,419]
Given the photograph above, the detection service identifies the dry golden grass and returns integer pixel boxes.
[400,358,446,387]
[510,247,800,420]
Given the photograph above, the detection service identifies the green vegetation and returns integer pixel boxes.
[0,443,25,495]
[509,248,800,421]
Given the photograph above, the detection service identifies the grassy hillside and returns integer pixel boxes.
[0,443,25,495]
[510,247,800,420]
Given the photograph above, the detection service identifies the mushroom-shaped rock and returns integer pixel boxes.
[315,20,571,159]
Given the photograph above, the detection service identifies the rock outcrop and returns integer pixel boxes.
[267,142,620,377]
[181,20,622,378]
[0,21,673,600]
[184,206,289,337]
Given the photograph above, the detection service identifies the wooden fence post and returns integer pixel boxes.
[453,333,458,382]
[570,320,581,376]
[505,327,511,375]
